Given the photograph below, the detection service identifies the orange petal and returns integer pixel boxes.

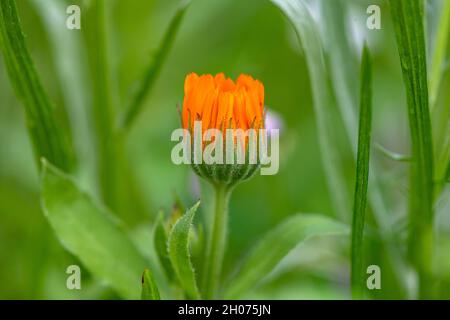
[184,72,199,95]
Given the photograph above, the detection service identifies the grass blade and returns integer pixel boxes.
[225,213,348,299]
[121,0,191,130]
[0,0,75,172]
[272,0,408,297]
[429,0,450,107]
[320,0,358,145]
[270,0,351,220]
[320,0,393,230]
[390,0,435,298]
[30,0,94,179]
[429,1,450,195]
[351,44,372,299]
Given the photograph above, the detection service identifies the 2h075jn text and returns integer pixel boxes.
[179,304,270,317]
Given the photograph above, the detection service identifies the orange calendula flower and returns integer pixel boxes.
[180,72,266,186]
[182,73,265,132]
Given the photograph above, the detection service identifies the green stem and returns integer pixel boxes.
[85,0,121,213]
[390,0,435,299]
[416,222,434,299]
[202,183,231,299]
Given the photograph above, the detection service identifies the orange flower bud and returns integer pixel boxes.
[180,73,266,186]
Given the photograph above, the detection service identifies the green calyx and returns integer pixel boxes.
[191,162,260,187]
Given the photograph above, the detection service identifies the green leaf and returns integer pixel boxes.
[351,44,373,299]
[141,269,161,300]
[430,1,450,195]
[0,0,75,172]
[121,0,191,130]
[272,4,408,298]
[390,0,434,299]
[270,0,351,220]
[225,214,348,298]
[319,0,392,231]
[168,201,200,299]
[429,0,450,107]
[30,0,92,174]
[40,159,147,299]
[153,211,176,282]
[320,0,358,144]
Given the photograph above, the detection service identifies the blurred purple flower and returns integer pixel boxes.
[265,108,284,136]
[190,172,201,199]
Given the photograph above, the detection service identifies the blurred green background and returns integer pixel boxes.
[0,0,449,299]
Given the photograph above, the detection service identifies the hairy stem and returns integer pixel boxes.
[202,183,231,299]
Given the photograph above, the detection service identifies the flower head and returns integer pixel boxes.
[181,73,266,186]
[182,73,265,132]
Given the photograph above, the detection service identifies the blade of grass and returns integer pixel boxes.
[30,0,94,182]
[270,0,351,220]
[272,0,408,297]
[390,0,435,299]
[321,0,412,297]
[0,0,75,172]
[429,1,450,196]
[433,69,450,195]
[320,0,393,231]
[120,0,191,131]
[429,0,450,107]
[320,0,358,146]
[351,44,372,299]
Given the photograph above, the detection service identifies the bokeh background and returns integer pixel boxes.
[0,0,449,299]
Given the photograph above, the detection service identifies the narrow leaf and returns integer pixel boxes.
[390,0,434,298]
[430,2,450,195]
[320,0,358,144]
[271,3,408,297]
[270,0,351,220]
[40,159,147,299]
[121,0,191,130]
[351,44,372,299]
[168,201,201,299]
[154,211,176,281]
[429,0,450,107]
[0,0,75,172]
[30,0,92,174]
[319,0,393,231]
[225,214,348,298]
[141,269,161,300]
